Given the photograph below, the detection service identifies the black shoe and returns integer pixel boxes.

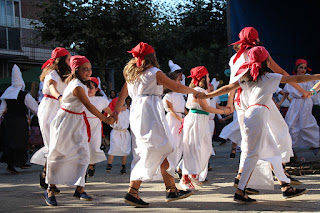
[282,187,308,199]
[88,165,95,177]
[208,163,213,171]
[230,148,236,159]
[6,166,19,174]
[234,192,257,204]
[165,190,193,202]
[120,165,126,174]
[234,178,239,188]
[19,164,31,169]
[106,164,112,173]
[73,190,93,201]
[124,193,149,208]
[245,188,259,195]
[43,190,58,206]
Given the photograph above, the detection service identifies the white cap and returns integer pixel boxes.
[168,60,182,73]
[1,64,25,100]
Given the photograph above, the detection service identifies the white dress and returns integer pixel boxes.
[31,70,67,166]
[182,87,212,178]
[219,110,242,145]
[86,96,109,164]
[108,109,131,156]
[46,79,90,187]
[162,92,185,173]
[283,80,320,148]
[127,67,174,181]
[229,52,293,190]
[237,73,290,190]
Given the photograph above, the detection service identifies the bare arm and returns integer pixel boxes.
[73,87,115,124]
[102,106,113,116]
[281,74,320,84]
[269,56,309,97]
[156,71,200,95]
[277,92,289,106]
[204,81,240,99]
[48,79,63,103]
[312,81,320,93]
[114,82,129,122]
[198,99,232,115]
[166,100,183,122]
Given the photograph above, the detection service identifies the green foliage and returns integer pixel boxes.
[34,0,228,91]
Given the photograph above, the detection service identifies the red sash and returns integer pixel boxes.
[44,94,58,100]
[248,104,269,110]
[60,107,91,142]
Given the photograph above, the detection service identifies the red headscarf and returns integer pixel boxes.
[42,47,70,69]
[90,77,99,87]
[128,42,155,67]
[234,46,269,106]
[70,55,90,73]
[293,59,312,75]
[231,27,259,64]
[188,66,208,86]
[108,97,119,112]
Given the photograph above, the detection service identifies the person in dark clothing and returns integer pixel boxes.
[0,64,38,174]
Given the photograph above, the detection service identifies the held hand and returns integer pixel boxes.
[113,111,119,123]
[224,107,232,115]
[226,103,235,113]
[301,90,312,99]
[104,115,115,125]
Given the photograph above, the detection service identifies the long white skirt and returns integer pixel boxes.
[46,110,89,187]
[182,113,212,175]
[166,112,184,175]
[108,129,131,156]
[30,98,60,166]
[129,96,174,182]
[219,111,242,145]
[88,118,107,164]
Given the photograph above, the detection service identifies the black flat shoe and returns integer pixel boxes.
[165,189,192,202]
[6,166,19,174]
[73,190,93,201]
[282,183,308,199]
[234,178,239,188]
[230,148,236,159]
[120,165,126,174]
[88,165,95,177]
[124,193,149,208]
[234,192,257,204]
[106,164,112,173]
[43,190,58,206]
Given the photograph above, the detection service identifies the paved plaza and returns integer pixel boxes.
[0,143,319,212]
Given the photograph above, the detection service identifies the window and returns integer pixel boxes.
[0,26,6,48]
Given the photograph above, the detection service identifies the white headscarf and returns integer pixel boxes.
[1,64,25,100]
[168,60,182,73]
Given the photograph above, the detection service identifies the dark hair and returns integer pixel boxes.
[87,80,103,96]
[163,72,180,94]
[240,60,270,82]
[65,67,88,85]
[189,76,208,90]
[40,55,71,82]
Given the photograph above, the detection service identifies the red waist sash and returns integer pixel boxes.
[60,107,91,142]
[44,94,58,100]
[247,104,269,110]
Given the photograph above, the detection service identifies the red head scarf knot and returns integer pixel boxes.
[295,59,312,73]
[188,66,209,86]
[128,42,155,67]
[90,77,100,89]
[235,46,269,81]
[231,27,259,64]
[70,55,90,73]
[42,47,70,69]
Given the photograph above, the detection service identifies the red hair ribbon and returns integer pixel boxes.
[234,46,269,106]
[187,66,208,86]
[128,42,155,67]
[231,27,259,64]
[42,47,70,69]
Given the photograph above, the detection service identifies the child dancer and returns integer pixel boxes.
[114,42,201,207]
[107,98,131,174]
[86,77,113,177]
[180,66,231,190]
[200,46,314,203]
[282,59,320,151]
[43,56,115,206]
[162,72,187,179]
[30,47,71,191]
